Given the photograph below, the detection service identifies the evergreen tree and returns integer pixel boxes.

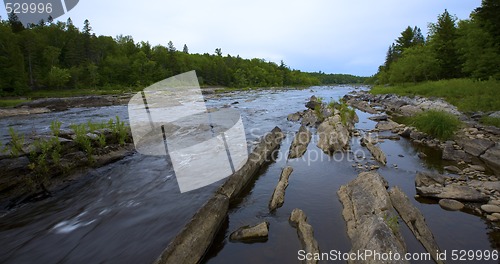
[428,10,461,79]
[182,44,189,54]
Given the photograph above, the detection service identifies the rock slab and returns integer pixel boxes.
[269,166,294,211]
[338,172,408,264]
[289,126,312,159]
[389,187,445,264]
[229,222,269,242]
[289,209,320,264]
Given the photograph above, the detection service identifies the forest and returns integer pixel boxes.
[0,15,366,96]
[370,0,500,84]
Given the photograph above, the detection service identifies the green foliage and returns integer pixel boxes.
[410,110,461,140]
[480,116,500,128]
[46,66,71,88]
[314,104,324,123]
[72,123,94,161]
[371,79,500,112]
[388,45,439,83]
[384,214,400,235]
[428,9,461,79]
[97,133,107,148]
[8,127,24,157]
[0,18,362,96]
[328,99,356,125]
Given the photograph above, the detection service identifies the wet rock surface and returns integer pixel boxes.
[338,172,408,264]
[317,115,351,154]
[269,166,294,211]
[229,222,269,242]
[289,209,320,264]
[415,172,489,202]
[439,199,465,211]
[389,187,445,264]
[288,126,312,159]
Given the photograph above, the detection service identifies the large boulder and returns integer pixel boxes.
[288,126,312,159]
[338,172,408,264]
[317,115,350,154]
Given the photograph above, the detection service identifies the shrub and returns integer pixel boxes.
[410,110,461,140]
[8,127,24,157]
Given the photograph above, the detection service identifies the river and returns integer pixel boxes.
[0,86,498,263]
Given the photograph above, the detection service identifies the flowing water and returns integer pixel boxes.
[0,86,498,263]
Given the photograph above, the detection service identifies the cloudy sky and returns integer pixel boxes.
[2,0,482,76]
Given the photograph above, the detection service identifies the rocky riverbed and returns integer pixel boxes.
[1,86,498,264]
[345,90,500,222]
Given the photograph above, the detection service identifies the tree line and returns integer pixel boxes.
[370,0,500,84]
[0,14,366,96]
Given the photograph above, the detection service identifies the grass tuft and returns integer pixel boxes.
[480,116,500,128]
[410,110,461,140]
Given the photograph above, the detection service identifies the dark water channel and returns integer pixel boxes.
[0,86,498,263]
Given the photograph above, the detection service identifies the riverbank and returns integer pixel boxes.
[345,89,500,222]
[0,118,134,210]
[370,79,500,126]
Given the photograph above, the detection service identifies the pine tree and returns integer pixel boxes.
[182,44,189,54]
[428,10,461,79]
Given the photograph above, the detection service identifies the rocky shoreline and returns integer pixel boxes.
[345,90,500,222]
[0,94,134,118]
[0,125,134,210]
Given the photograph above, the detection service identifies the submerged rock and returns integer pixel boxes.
[269,166,294,211]
[229,222,269,242]
[288,126,312,159]
[289,209,320,264]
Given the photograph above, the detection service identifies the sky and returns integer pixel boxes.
[1,0,483,76]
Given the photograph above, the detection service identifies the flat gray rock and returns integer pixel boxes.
[439,199,464,211]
